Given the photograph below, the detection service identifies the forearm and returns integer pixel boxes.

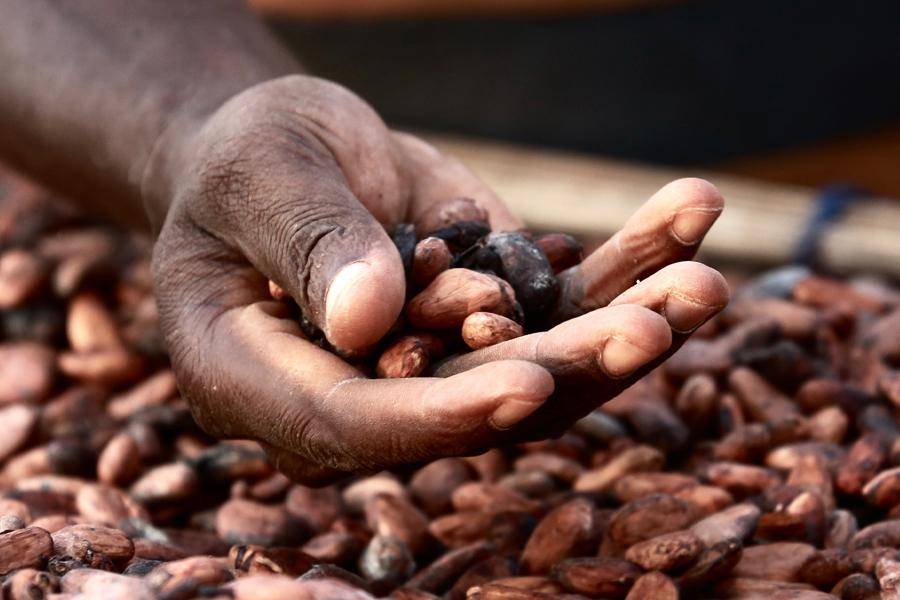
[0,0,299,229]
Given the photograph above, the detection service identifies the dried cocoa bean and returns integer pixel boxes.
[520,497,604,575]
[551,557,641,599]
[406,269,517,330]
[411,237,453,288]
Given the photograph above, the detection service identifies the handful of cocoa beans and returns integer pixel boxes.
[269,200,583,376]
[5,166,900,599]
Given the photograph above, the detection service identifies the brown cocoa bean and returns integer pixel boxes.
[532,233,582,274]
[106,370,177,419]
[406,269,517,330]
[450,482,539,515]
[574,445,664,493]
[3,567,58,600]
[520,497,604,575]
[96,431,142,487]
[602,494,698,555]
[129,462,198,505]
[0,527,53,575]
[831,572,880,600]
[359,535,416,591]
[701,462,782,498]
[0,404,37,461]
[732,541,817,582]
[286,485,344,533]
[0,342,55,404]
[365,494,431,556]
[624,572,678,600]
[145,555,233,598]
[409,458,474,517]
[406,540,492,593]
[461,312,523,350]
[411,237,453,288]
[215,499,308,546]
[551,557,640,599]
[344,474,409,514]
[51,524,134,569]
[376,333,445,378]
[677,538,743,589]
[75,483,148,527]
[624,529,703,572]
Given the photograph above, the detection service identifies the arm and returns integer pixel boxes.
[0,0,297,229]
[0,0,729,483]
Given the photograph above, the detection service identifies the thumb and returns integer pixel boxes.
[264,169,405,352]
[196,148,405,352]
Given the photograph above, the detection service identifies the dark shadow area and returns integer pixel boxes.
[269,0,900,164]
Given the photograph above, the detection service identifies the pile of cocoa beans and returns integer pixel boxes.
[4,166,900,600]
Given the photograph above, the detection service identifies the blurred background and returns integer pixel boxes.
[247,0,900,278]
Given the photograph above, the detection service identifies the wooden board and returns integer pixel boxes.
[425,134,900,277]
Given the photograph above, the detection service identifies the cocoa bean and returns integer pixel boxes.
[450,483,540,515]
[51,524,134,569]
[0,527,53,575]
[677,539,743,589]
[520,497,605,575]
[836,433,887,496]
[448,556,517,600]
[691,503,760,548]
[624,572,678,600]
[406,269,517,330]
[551,557,641,599]
[344,473,409,513]
[129,462,198,505]
[461,312,523,350]
[405,540,492,593]
[96,431,142,487]
[75,483,148,527]
[831,572,880,600]
[409,458,474,516]
[532,233,582,274]
[623,529,703,572]
[0,403,38,461]
[106,369,177,419]
[574,445,664,493]
[466,232,558,321]
[732,541,817,582]
[359,535,416,591]
[411,237,453,288]
[602,494,699,555]
[215,499,308,546]
[0,342,55,404]
[808,406,849,444]
[365,494,431,556]
[286,485,344,533]
[376,333,445,378]
[3,567,58,600]
[145,555,233,599]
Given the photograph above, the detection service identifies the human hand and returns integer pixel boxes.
[151,75,728,484]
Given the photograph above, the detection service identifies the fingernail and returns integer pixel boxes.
[664,294,718,333]
[490,398,542,430]
[325,260,371,338]
[601,337,653,378]
[671,208,721,245]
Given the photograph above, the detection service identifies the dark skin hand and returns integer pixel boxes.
[0,1,729,484]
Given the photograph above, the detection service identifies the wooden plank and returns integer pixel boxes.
[425,134,900,277]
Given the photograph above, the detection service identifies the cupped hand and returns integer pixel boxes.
[152,75,729,484]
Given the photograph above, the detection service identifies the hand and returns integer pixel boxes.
[152,75,728,484]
